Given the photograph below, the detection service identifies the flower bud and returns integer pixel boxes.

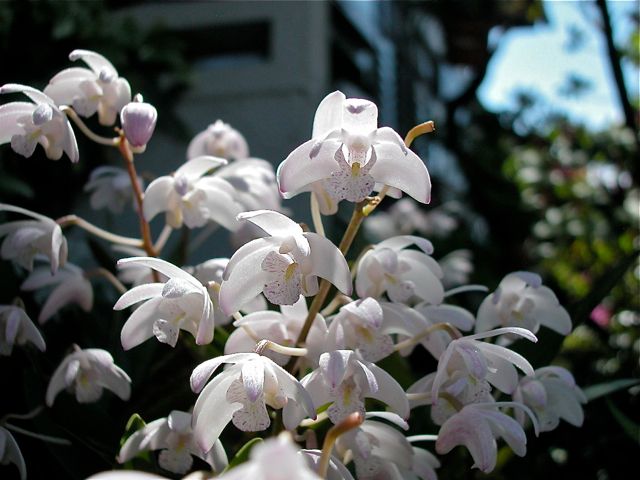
[120,95,157,149]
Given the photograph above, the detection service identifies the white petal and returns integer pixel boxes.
[320,350,352,389]
[190,352,256,393]
[366,363,410,419]
[175,155,227,179]
[277,138,342,199]
[237,209,302,237]
[39,278,93,323]
[118,257,199,287]
[312,91,345,138]
[142,177,175,222]
[305,233,352,295]
[0,102,33,144]
[376,235,434,254]
[0,84,54,105]
[369,142,431,204]
[120,297,162,350]
[46,355,73,406]
[69,49,118,76]
[242,358,265,403]
[114,283,163,310]
[192,369,242,451]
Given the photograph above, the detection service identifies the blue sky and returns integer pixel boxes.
[478,0,638,131]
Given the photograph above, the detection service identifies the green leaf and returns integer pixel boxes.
[222,437,263,473]
[583,378,640,402]
[606,398,640,444]
[119,413,146,448]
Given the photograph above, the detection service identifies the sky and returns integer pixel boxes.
[478,0,638,131]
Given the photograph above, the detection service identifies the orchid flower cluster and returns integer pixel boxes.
[0,50,586,480]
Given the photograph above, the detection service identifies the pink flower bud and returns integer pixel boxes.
[120,98,157,148]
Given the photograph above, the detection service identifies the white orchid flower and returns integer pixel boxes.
[217,433,320,480]
[21,262,93,324]
[118,410,228,475]
[84,166,142,214]
[219,210,351,314]
[187,120,249,160]
[513,366,586,432]
[356,236,444,305]
[283,349,409,426]
[0,426,26,480]
[0,300,45,355]
[190,353,316,453]
[277,90,431,214]
[431,328,537,406]
[435,402,538,474]
[0,84,78,162]
[476,271,572,337]
[143,156,242,230]
[114,257,215,349]
[0,204,67,274]
[44,49,131,126]
[326,297,395,362]
[46,346,131,406]
[226,295,327,367]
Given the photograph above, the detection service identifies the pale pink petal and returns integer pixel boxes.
[0,102,33,144]
[320,350,352,389]
[46,355,73,406]
[0,84,54,105]
[190,352,256,393]
[241,358,265,403]
[366,364,410,419]
[342,98,378,134]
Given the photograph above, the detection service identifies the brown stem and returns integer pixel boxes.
[118,134,159,282]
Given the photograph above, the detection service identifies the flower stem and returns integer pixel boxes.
[56,214,143,247]
[3,423,71,446]
[310,192,326,237]
[287,201,367,373]
[61,106,119,147]
[317,412,364,478]
[83,267,127,294]
[118,134,159,280]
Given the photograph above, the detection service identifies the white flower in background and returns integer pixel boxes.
[334,419,439,480]
[431,328,537,407]
[190,353,316,453]
[143,156,242,230]
[0,426,26,480]
[438,249,473,289]
[219,210,351,314]
[277,90,431,214]
[84,166,142,214]
[326,297,396,362]
[225,295,327,367]
[513,366,586,432]
[0,204,67,274]
[114,257,215,349]
[21,262,93,324]
[0,84,78,162]
[476,271,572,337]
[0,300,46,355]
[435,402,538,474]
[118,410,228,475]
[120,95,157,150]
[283,349,409,426]
[301,449,355,480]
[355,236,444,305]
[187,120,250,160]
[44,49,131,126]
[217,433,320,480]
[46,347,131,406]
[365,198,458,242]
[215,158,282,212]
[87,473,167,480]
